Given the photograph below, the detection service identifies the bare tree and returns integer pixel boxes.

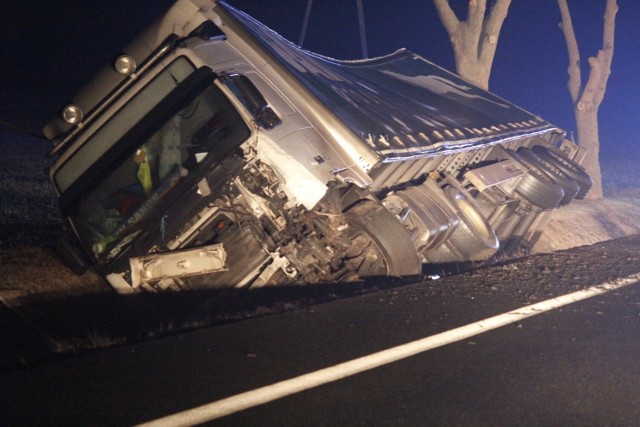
[432,0,512,90]
[558,0,618,200]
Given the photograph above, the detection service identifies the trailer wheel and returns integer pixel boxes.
[344,200,421,277]
[422,186,499,263]
[517,148,579,205]
[531,145,593,199]
[510,150,564,210]
[443,186,499,260]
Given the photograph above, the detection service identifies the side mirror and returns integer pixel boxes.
[54,232,91,276]
[255,104,281,130]
[222,74,281,129]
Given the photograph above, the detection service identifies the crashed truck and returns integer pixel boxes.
[44,0,592,293]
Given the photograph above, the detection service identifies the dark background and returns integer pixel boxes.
[1,1,638,159]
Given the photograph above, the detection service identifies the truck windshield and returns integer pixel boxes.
[57,57,250,258]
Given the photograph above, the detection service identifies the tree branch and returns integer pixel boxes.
[579,55,602,110]
[593,0,618,107]
[557,0,581,103]
[466,0,487,51]
[433,0,461,39]
[478,0,512,68]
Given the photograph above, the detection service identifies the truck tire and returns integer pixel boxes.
[344,200,422,277]
[531,145,593,199]
[517,148,579,205]
[509,150,564,210]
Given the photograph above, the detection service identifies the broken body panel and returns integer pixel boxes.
[45,0,591,292]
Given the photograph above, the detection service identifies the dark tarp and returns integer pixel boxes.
[220,2,558,162]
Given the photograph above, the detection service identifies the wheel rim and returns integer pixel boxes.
[452,191,492,239]
[344,200,422,277]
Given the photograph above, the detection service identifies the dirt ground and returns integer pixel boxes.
[534,194,640,253]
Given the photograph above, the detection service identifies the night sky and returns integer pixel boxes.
[2,1,638,159]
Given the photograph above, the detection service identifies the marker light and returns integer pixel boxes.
[62,104,83,124]
[114,55,136,75]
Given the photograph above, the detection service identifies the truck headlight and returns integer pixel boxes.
[114,55,136,75]
[62,104,83,124]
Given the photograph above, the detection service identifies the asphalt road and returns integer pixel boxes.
[2,235,640,426]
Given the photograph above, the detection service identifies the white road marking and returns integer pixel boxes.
[137,272,640,427]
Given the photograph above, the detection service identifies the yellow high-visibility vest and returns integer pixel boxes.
[137,158,152,195]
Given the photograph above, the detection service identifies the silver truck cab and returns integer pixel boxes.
[45,0,592,293]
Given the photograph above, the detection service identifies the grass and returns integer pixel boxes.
[0,128,61,249]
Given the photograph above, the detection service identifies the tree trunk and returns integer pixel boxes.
[454,53,492,90]
[433,0,512,90]
[558,0,617,200]
[575,108,603,199]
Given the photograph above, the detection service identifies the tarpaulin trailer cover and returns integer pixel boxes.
[220,2,556,162]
